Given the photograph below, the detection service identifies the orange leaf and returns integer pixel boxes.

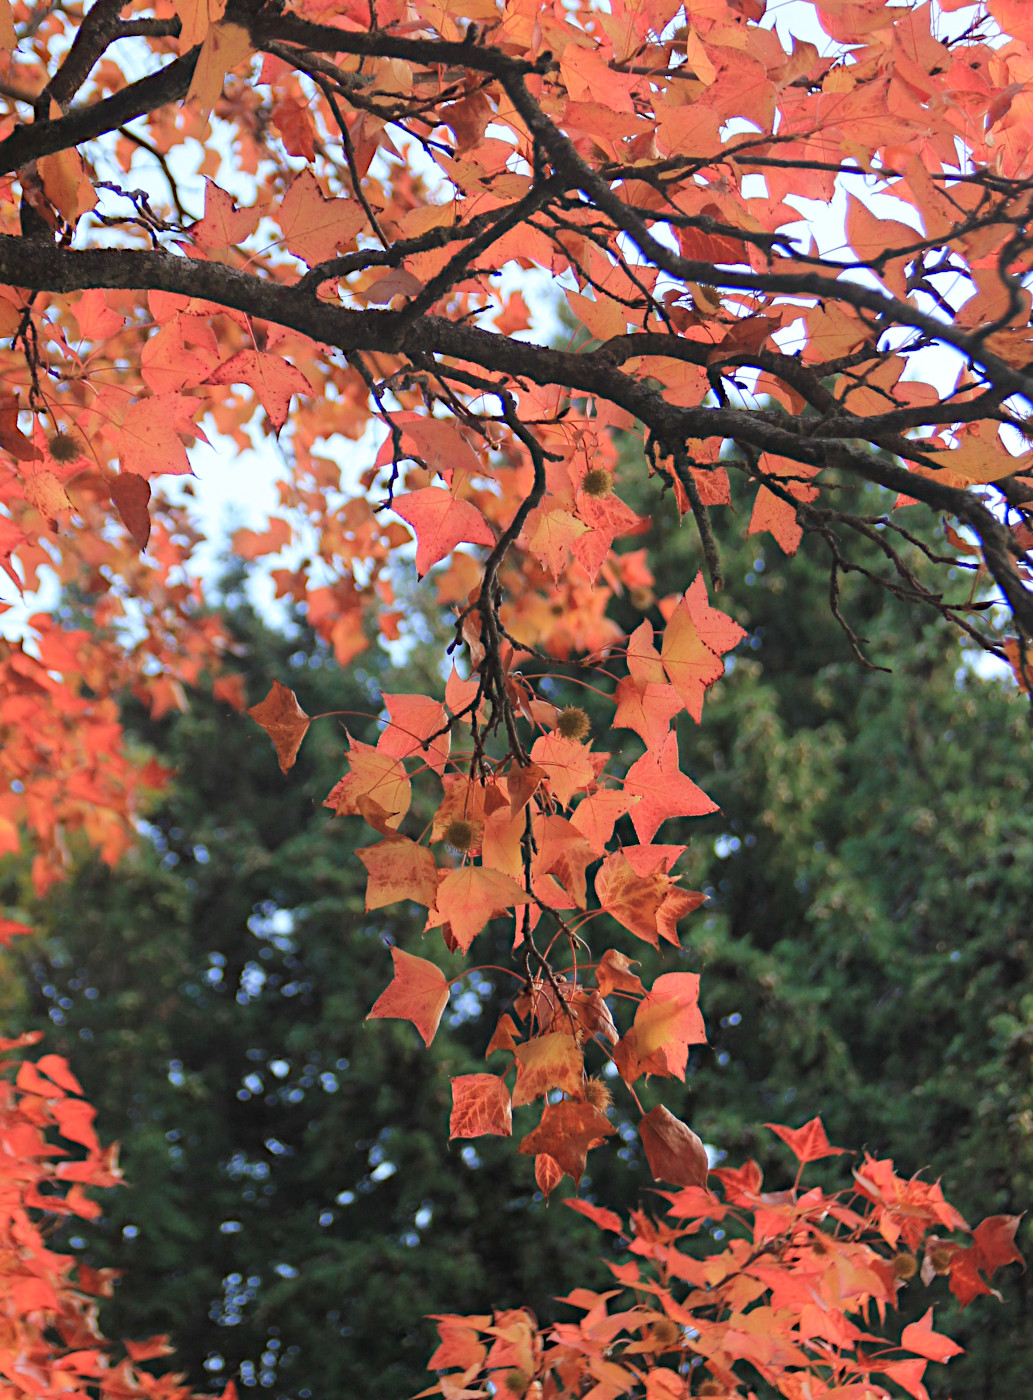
[449,1074,512,1138]
[185,21,250,118]
[117,395,203,479]
[392,488,495,577]
[623,733,718,843]
[324,740,411,829]
[278,169,367,265]
[368,947,450,1047]
[357,837,438,910]
[247,681,311,774]
[518,1100,615,1186]
[512,1033,584,1106]
[430,866,531,953]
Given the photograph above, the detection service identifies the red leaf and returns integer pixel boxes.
[972,1214,1025,1275]
[901,1308,964,1364]
[208,351,312,433]
[110,472,151,551]
[639,1105,709,1188]
[765,1117,847,1163]
[564,1198,624,1234]
[623,732,718,843]
[518,1100,615,1185]
[392,488,495,577]
[449,1075,512,1139]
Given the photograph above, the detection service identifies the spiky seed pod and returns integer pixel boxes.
[583,1077,612,1112]
[892,1252,918,1280]
[442,818,475,854]
[503,1370,529,1396]
[47,432,81,463]
[926,1243,954,1275]
[556,706,591,742]
[646,1318,681,1351]
[581,467,613,498]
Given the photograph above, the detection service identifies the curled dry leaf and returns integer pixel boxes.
[639,1105,709,1188]
[247,680,311,774]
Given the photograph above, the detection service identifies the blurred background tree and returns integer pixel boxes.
[2,468,1030,1400]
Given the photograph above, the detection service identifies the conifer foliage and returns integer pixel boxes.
[1,0,1031,1396]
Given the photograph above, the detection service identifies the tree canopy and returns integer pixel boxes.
[0,0,1032,1398]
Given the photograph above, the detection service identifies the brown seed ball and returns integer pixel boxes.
[583,1076,612,1112]
[927,1243,954,1275]
[504,1370,529,1396]
[47,432,81,463]
[892,1251,918,1281]
[697,1381,725,1397]
[556,706,591,742]
[581,467,613,498]
[442,818,475,854]
[647,1318,681,1351]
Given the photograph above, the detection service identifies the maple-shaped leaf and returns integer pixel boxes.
[747,454,820,555]
[449,1074,512,1139]
[639,1105,709,1188]
[357,837,437,910]
[900,1308,964,1364]
[765,1117,847,1163]
[624,732,718,843]
[208,351,312,434]
[660,598,724,723]
[971,1214,1025,1275]
[278,169,366,265]
[612,675,683,749]
[518,1100,615,1186]
[512,1033,584,1107]
[430,867,531,954]
[192,179,261,251]
[684,571,748,655]
[378,693,450,776]
[324,739,411,830]
[392,488,495,577]
[248,680,311,773]
[529,734,595,807]
[633,972,706,1078]
[570,790,636,854]
[526,507,591,578]
[595,851,670,947]
[367,947,450,1047]
[117,395,203,479]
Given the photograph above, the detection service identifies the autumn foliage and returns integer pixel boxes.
[1,0,1032,1393]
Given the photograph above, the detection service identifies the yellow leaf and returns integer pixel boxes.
[186,22,250,119]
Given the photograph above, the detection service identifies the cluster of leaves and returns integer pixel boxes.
[2,0,1033,892]
[422,1123,1023,1400]
[247,567,742,1193]
[0,1034,225,1400]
